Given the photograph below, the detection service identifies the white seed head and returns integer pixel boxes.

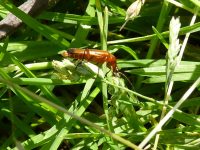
[120,0,145,31]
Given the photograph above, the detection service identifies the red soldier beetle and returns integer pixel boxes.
[61,48,118,73]
[60,48,133,87]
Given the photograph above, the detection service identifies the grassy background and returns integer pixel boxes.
[0,0,200,149]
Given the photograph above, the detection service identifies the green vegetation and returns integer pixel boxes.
[0,0,199,149]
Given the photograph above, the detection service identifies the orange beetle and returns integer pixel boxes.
[61,48,118,72]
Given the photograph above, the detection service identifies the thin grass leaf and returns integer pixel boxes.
[109,45,139,60]
[144,73,200,83]
[108,21,200,45]
[189,0,200,7]
[5,77,86,85]
[152,26,169,49]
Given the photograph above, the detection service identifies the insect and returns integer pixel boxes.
[61,48,118,73]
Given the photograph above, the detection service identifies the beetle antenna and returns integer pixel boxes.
[117,71,134,89]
